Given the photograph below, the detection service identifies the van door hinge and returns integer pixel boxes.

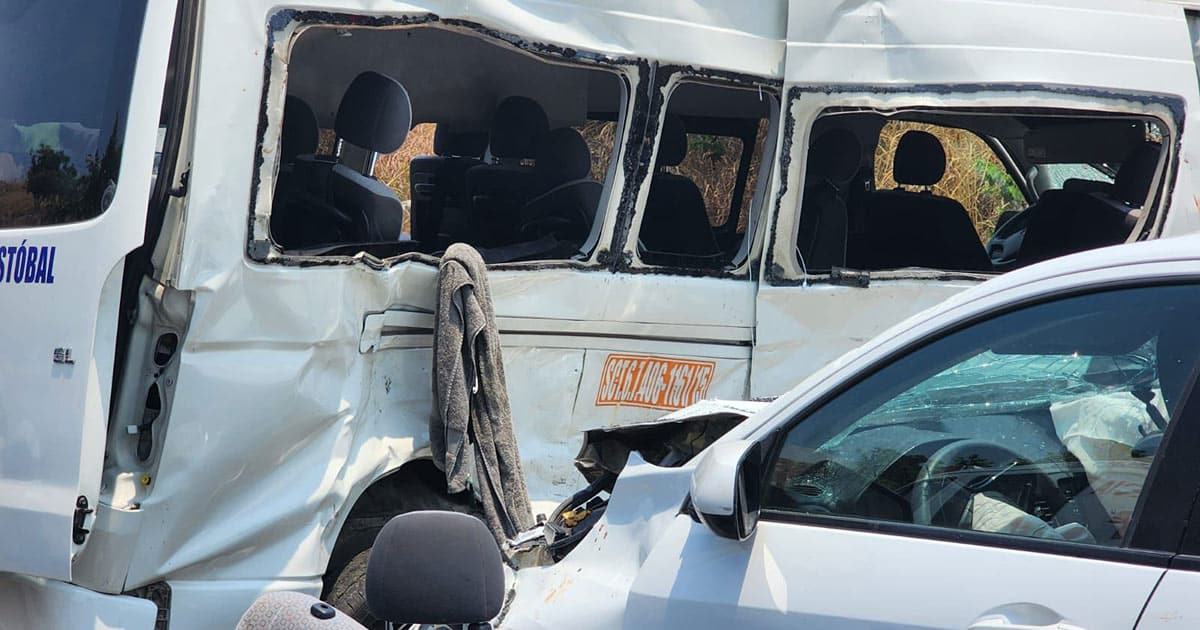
[72,496,93,544]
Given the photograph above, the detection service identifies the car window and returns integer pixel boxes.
[763,284,1200,549]
[0,0,148,228]
[1033,163,1115,194]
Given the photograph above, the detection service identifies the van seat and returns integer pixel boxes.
[640,116,721,264]
[410,126,488,247]
[848,131,992,272]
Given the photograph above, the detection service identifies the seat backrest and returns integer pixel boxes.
[640,115,721,263]
[1062,178,1114,195]
[327,71,412,242]
[1111,141,1162,209]
[271,96,332,248]
[848,130,991,272]
[464,96,550,245]
[280,95,319,168]
[518,127,600,243]
[1015,189,1134,266]
[409,126,488,246]
[797,128,861,271]
[1016,143,1157,266]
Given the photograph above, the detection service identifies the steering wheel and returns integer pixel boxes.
[910,439,1068,528]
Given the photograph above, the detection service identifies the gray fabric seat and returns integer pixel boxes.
[848,130,992,272]
[327,71,413,243]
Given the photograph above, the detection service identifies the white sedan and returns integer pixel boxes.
[497,235,1200,630]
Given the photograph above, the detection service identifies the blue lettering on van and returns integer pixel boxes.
[0,241,57,284]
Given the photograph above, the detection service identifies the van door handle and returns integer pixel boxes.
[968,603,1085,630]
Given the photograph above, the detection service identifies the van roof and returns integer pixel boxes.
[276,0,1196,84]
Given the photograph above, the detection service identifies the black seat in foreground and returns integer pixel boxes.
[327,71,412,242]
[409,126,488,247]
[465,96,550,246]
[1016,142,1160,267]
[797,128,862,272]
[848,130,992,272]
[640,115,721,265]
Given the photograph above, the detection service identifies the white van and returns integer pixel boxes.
[2,1,1200,628]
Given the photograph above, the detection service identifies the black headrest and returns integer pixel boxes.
[807,128,862,185]
[489,96,549,159]
[657,115,688,167]
[894,130,946,186]
[366,511,504,626]
[335,71,412,154]
[536,128,592,183]
[434,126,488,158]
[1114,142,1162,206]
[281,96,319,162]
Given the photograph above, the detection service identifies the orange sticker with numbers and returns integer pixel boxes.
[595,353,716,411]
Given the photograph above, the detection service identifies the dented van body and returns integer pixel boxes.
[2,1,1200,628]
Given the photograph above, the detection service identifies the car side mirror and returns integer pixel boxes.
[690,439,763,541]
[366,511,505,628]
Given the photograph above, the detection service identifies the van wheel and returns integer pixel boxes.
[322,463,478,629]
[325,549,376,627]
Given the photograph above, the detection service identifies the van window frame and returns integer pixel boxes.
[765,84,1183,287]
[246,10,643,273]
[617,68,781,278]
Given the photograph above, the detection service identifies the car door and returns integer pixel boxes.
[0,0,176,581]
[628,282,1200,629]
[1135,371,1200,629]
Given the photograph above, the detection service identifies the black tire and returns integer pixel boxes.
[322,463,478,629]
[325,549,375,627]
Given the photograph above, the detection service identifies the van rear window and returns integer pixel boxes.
[0,0,147,228]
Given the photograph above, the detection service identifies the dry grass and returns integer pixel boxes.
[671,135,743,226]
[578,120,616,183]
[875,121,1023,240]
[668,120,768,231]
[375,123,436,203]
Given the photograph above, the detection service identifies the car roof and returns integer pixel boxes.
[733,235,1200,440]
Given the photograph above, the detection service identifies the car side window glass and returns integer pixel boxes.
[0,0,148,228]
[763,284,1200,549]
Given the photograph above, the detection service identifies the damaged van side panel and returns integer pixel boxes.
[51,2,1200,628]
[75,3,788,626]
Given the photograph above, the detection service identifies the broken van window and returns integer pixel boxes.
[638,82,771,270]
[269,25,624,263]
[0,0,148,228]
[797,110,1165,275]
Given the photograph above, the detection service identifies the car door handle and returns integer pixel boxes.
[968,603,1086,630]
